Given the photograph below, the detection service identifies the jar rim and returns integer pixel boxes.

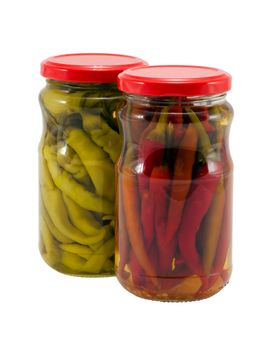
[124,93,227,107]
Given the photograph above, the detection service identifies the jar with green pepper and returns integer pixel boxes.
[39,53,147,276]
[116,65,233,300]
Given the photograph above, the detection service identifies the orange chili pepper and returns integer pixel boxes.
[202,178,226,275]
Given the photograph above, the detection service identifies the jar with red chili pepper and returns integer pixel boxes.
[116,65,233,301]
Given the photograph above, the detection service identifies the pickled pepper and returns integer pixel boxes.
[116,65,233,301]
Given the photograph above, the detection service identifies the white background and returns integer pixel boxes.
[0,0,267,349]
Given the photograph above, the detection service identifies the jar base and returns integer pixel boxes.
[117,268,232,302]
[40,251,115,278]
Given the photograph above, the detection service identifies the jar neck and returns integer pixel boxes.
[46,79,120,93]
[125,93,227,107]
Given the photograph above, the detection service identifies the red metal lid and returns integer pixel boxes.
[118,65,232,96]
[41,53,148,83]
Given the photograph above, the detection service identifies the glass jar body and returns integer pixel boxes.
[39,80,123,276]
[116,94,233,301]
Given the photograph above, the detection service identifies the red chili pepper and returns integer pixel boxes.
[140,139,165,175]
[141,190,155,250]
[178,161,223,275]
[138,108,169,193]
[166,124,198,243]
[129,250,144,287]
[150,166,171,246]
[148,166,172,273]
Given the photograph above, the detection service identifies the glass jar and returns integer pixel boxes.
[39,53,147,276]
[116,66,233,301]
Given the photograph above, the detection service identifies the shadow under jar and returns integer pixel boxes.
[39,53,147,276]
[116,65,233,301]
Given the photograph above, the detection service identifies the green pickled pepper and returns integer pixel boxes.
[39,81,123,276]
